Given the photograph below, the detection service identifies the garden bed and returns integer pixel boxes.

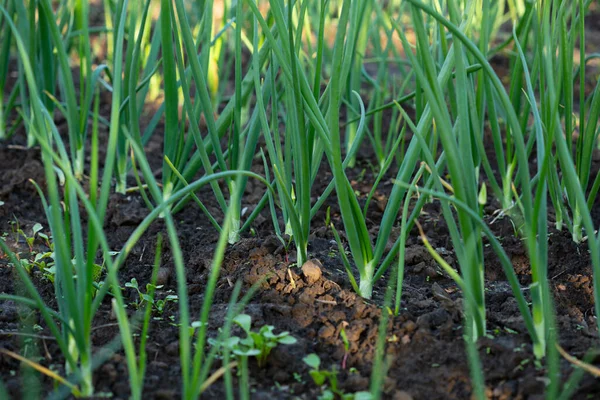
[2,1,600,399]
[1,117,600,399]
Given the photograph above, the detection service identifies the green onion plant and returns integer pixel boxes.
[0,3,130,393]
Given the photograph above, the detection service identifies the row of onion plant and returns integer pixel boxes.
[0,0,268,398]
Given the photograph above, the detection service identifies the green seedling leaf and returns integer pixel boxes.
[92,264,103,282]
[145,283,162,292]
[241,336,256,348]
[213,313,296,369]
[233,314,252,333]
[19,259,33,274]
[309,370,328,386]
[155,300,166,313]
[478,183,487,206]
[260,325,276,338]
[125,278,139,290]
[224,336,241,348]
[141,294,154,303]
[276,334,297,345]
[233,348,261,357]
[340,327,350,352]
[209,336,241,351]
[32,223,43,236]
[303,353,321,369]
[319,389,335,400]
[189,321,208,337]
[43,265,56,283]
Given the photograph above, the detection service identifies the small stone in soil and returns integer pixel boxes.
[100,363,117,382]
[342,374,369,392]
[166,341,179,356]
[156,267,171,285]
[154,389,177,400]
[149,361,169,369]
[416,308,450,329]
[301,259,323,284]
[318,324,335,340]
[273,369,289,382]
[403,320,417,333]
[393,390,414,400]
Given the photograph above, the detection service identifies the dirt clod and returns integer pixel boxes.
[393,390,415,400]
[301,259,323,284]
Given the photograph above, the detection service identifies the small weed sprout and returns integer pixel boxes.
[17,222,43,252]
[340,321,351,370]
[125,278,177,314]
[303,353,371,400]
[210,314,296,368]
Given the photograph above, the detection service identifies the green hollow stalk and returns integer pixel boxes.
[326,0,375,298]
[24,125,269,399]
[37,0,80,169]
[114,0,143,193]
[126,0,153,150]
[222,0,274,245]
[572,0,600,242]
[344,0,372,167]
[404,0,566,357]
[287,0,312,265]
[265,0,483,299]
[227,0,245,244]
[251,38,303,259]
[74,0,92,178]
[158,0,183,198]
[248,0,331,266]
[510,0,597,356]
[128,137,268,400]
[367,31,456,272]
[1,8,82,394]
[1,9,93,394]
[171,0,228,174]
[165,0,262,242]
[342,10,450,294]
[397,0,520,342]
[394,164,425,315]
[1,4,270,397]
[158,0,231,225]
[0,0,12,138]
[448,0,487,341]
[517,2,563,355]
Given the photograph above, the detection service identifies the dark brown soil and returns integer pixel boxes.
[2,7,600,400]
[2,122,600,400]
